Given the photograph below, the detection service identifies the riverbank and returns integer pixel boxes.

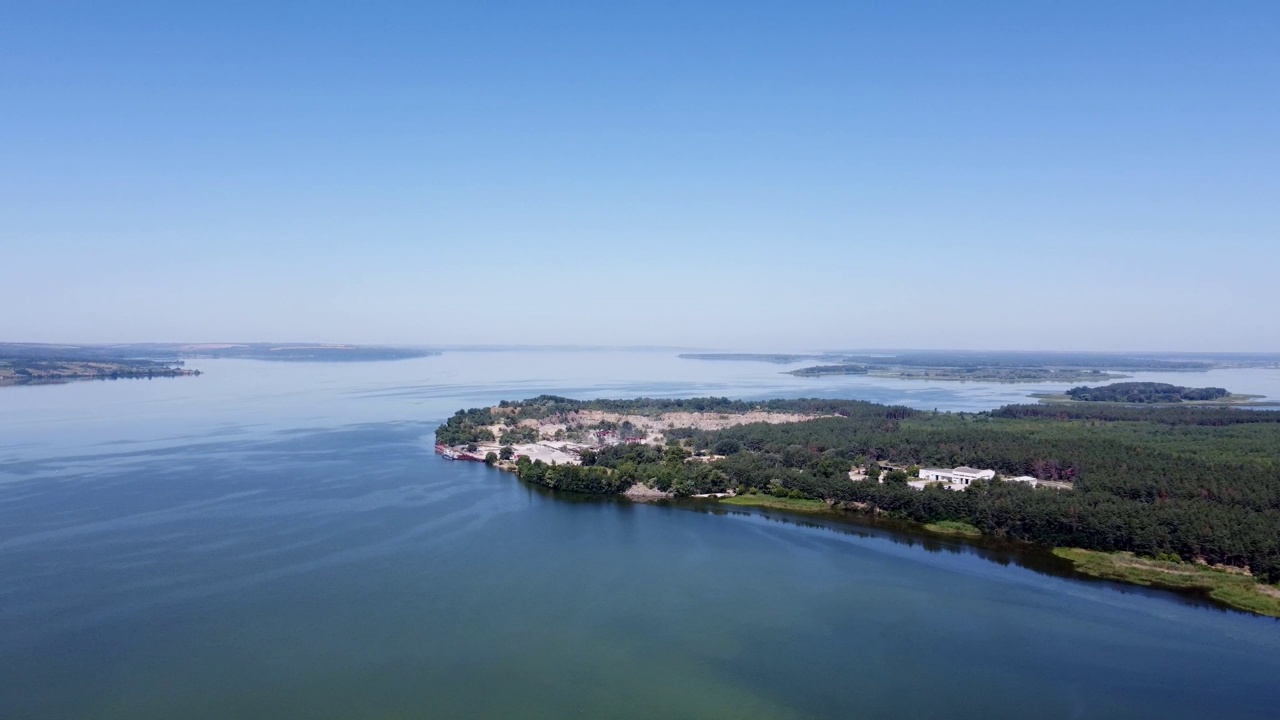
[444,394,1280,619]
[1053,548,1280,618]
[501,462,1280,618]
[713,496,1280,618]
[924,520,983,536]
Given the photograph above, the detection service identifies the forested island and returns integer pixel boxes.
[1069,382,1229,402]
[436,395,1280,616]
[1029,381,1269,404]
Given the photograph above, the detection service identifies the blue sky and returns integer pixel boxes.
[2,1,1277,350]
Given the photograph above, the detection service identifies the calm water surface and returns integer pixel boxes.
[2,351,1279,719]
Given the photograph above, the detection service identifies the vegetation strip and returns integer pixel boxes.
[923,520,983,536]
[719,494,830,512]
[1054,548,1280,618]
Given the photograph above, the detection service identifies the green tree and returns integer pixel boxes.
[714,438,742,455]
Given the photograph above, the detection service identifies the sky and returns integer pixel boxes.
[2,1,1278,351]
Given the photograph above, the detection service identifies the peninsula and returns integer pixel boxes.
[0,357,199,386]
[436,395,1280,617]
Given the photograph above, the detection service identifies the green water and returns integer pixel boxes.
[2,353,1278,719]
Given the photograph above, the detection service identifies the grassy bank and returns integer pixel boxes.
[924,520,982,537]
[1054,548,1280,618]
[719,495,830,513]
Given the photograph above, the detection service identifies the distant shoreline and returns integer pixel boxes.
[0,360,200,387]
[0,342,439,389]
[676,350,1255,384]
[788,366,1129,383]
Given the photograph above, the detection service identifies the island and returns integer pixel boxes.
[435,395,1280,617]
[1030,381,1270,406]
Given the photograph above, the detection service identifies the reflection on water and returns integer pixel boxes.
[686,500,1243,614]
[1,352,1279,719]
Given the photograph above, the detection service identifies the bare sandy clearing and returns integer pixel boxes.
[564,409,822,433]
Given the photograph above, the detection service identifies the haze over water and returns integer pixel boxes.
[3,351,1279,719]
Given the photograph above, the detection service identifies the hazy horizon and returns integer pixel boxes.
[7,341,1280,358]
[3,2,1277,351]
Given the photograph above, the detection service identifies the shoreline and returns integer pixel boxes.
[0,367,201,387]
[1052,548,1280,618]
[712,494,1280,618]
[438,395,1280,620]
[467,454,1280,619]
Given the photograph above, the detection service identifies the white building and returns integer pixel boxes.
[917,466,996,487]
[911,468,1062,491]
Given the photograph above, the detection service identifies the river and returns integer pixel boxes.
[2,351,1278,719]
